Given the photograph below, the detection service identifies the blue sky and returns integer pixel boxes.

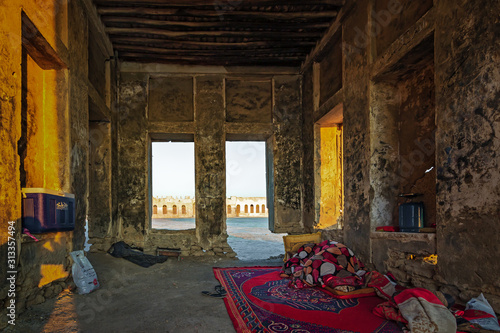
[152,141,266,197]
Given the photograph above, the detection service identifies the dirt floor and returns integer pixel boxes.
[5,253,284,333]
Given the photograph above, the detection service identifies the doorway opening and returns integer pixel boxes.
[151,141,195,230]
[315,104,344,230]
[225,141,285,260]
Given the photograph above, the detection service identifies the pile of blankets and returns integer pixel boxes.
[280,240,457,333]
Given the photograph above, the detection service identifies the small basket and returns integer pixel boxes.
[283,231,322,261]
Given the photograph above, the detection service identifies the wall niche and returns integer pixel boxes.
[370,34,436,230]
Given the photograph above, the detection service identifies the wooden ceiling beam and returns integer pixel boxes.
[97,7,338,21]
[118,53,302,66]
[113,44,308,55]
[100,16,330,30]
[120,58,302,67]
[105,26,323,38]
[94,0,345,7]
[119,51,303,61]
[109,36,317,49]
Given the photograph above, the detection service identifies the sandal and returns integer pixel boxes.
[215,285,227,295]
[201,290,226,298]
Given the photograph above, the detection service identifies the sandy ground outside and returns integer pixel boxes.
[4,253,284,333]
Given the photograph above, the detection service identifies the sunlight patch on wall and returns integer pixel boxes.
[38,264,68,287]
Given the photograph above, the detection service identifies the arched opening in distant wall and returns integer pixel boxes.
[244,205,248,213]
[250,204,254,213]
[227,205,232,214]
[153,205,158,215]
[162,205,167,214]
[262,204,265,212]
[181,205,186,215]
[256,205,260,213]
[173,205,177,215]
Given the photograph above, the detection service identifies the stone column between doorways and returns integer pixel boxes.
[194,76,227,249]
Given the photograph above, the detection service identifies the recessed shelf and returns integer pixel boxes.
[371,7,435,82]
[370,231,436,242]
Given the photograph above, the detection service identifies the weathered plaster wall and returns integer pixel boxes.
[194,76,226,249]
[319,33,343,105]
[271,75,304,234]
[434,0,500,310]
[88,24,106,98]
[0,3,23,328]
[301,0,499,313]
[374,0,433,58]
[301,65,315,231]
[68,0,89,253]
[89,122,112,238]
[342,0,372,264]
[117,72,149,247]
[226,78,272,123]
[0,0,115,328]
[116,67,304,256]
[149,76,194,122]
[397,63,436,226]
[369,81,400,228]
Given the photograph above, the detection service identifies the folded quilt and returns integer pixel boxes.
[281,240,457,332]
[281,240,366,290]
[374,288,457,333]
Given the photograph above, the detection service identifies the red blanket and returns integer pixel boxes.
[373,287,457,332]
[281,240,457,332]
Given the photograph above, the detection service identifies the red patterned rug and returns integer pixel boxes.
[214,266,403,333]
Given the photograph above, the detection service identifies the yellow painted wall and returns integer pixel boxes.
[318,125,343,229]
[0,2,76,325]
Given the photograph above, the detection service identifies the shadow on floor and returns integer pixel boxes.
[7,253,284,333]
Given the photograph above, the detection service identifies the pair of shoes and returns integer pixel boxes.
[201,285,227,298]
[215,285,227,296]
[201,290,225,298]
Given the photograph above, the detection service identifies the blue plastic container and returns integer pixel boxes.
[22,188,75,233]
[399,202,424,233]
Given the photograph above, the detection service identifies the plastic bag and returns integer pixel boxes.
[465,293,500,331]
[70,250,99,294]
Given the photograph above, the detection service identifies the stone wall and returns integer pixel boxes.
[226,197,268,218]
[301,0,500,312]
[0,0,116,328]
[114,64,305,256]
[434,0,500,308]
[384,248,500,315]
[151,196,268,219]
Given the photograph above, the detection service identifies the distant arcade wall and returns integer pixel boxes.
[152,196,268,218]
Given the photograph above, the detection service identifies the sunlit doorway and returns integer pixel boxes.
[151,141,195,230]
[225,141,285,260]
